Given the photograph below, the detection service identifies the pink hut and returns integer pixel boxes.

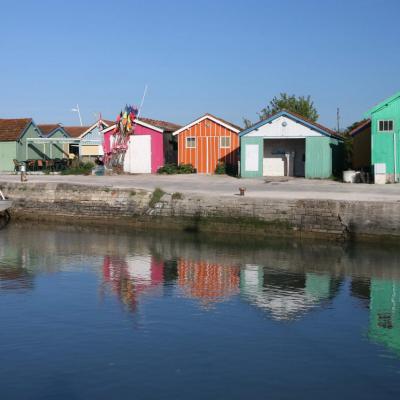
[102,119,166,173]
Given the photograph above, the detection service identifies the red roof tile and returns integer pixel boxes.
[349,119,371,137]
[0,118,33,141]
[63,126,90,138]
[38,124,62,136]
[138,117,182,132]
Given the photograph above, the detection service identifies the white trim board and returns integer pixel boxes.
[100,119,164,134]
[244,116,326,138]
[173,114,240,136]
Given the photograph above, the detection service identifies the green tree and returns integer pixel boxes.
[244,93,319,127]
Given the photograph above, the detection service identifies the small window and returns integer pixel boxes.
[220,136,231,148]
[378,120,394,132]
[186,137,196,148]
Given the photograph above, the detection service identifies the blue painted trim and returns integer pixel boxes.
[239,110,342,140]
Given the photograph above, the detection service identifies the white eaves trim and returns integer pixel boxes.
[135,119,163,133]
[79,120,114,139]
[101,124,116,134]
[173,115,240,136]
[99,119,164,134]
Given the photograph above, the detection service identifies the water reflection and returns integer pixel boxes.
[352,277,400,355]
[0,246,34,292]
[102,255,165,311]
[2,224,400,360]
[241,265,342,320]
[177,259,240,307]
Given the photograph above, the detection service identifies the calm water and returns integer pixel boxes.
[1,225,400,399]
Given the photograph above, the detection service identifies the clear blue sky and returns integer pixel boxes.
[1,0,399,129]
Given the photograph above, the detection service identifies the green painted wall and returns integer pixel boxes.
[369,279,400,355]
[16,123,45,161]
[240,136,263,178]
[0,141,17,171]
[305,137,340,178]
[48,129,70,159]
[370,95,400,175]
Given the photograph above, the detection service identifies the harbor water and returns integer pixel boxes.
[1,224,400,399]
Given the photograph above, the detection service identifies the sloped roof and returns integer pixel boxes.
[102,119,115,127]
[63,126,90,138]
[349,119,371,137]
[173,113,242,136]
[139,117,182,132]
[38,124,62,136]
[0,118,33,142]
[365,91,400,116]
[239,110,342,140]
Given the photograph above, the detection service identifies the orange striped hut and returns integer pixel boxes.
[173,114,241,174]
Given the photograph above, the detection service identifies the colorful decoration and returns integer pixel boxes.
[104,105,138,170]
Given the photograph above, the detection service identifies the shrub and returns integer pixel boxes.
[177,163,196,174]
[215,162,238,176]
[157,163,178,174]
[61,162,94,175]
[215,162,226,174]
[157,163,196,174]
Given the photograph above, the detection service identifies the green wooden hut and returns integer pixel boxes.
[0,118,44,171]
[351,91,400,183]
[38,124,71,159]
[240,110,344,179]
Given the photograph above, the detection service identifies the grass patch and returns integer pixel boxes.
[149,187,165,208]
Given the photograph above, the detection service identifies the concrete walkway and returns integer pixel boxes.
[1,173,400,202]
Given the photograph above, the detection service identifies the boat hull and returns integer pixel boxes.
[0,201,12,212]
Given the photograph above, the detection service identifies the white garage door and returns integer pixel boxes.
[263,156,285,176]
[124,135,152,173]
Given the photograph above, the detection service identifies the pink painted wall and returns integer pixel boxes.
[103,122,164,173]
[134,124,164,173]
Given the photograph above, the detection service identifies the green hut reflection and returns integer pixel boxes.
[369,279,400,355]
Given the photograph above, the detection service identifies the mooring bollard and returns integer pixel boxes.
[20,163,27,182]
[239,187,246,196]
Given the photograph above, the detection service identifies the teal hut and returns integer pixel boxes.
[239,110,344,179]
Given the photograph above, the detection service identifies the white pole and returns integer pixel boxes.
[77,104,83,126]
[137,84,148,119]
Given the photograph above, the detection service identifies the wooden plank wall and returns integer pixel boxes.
[177,118,239,173]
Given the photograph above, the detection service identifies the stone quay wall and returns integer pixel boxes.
[1,181,399,241]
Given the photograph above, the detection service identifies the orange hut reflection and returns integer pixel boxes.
[178,259,240,307]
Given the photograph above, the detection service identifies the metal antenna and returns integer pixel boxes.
[71,104,83,126]
[137,84,148,119]
[336,107,340,133]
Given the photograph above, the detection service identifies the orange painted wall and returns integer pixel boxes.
[177,117,239,173]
